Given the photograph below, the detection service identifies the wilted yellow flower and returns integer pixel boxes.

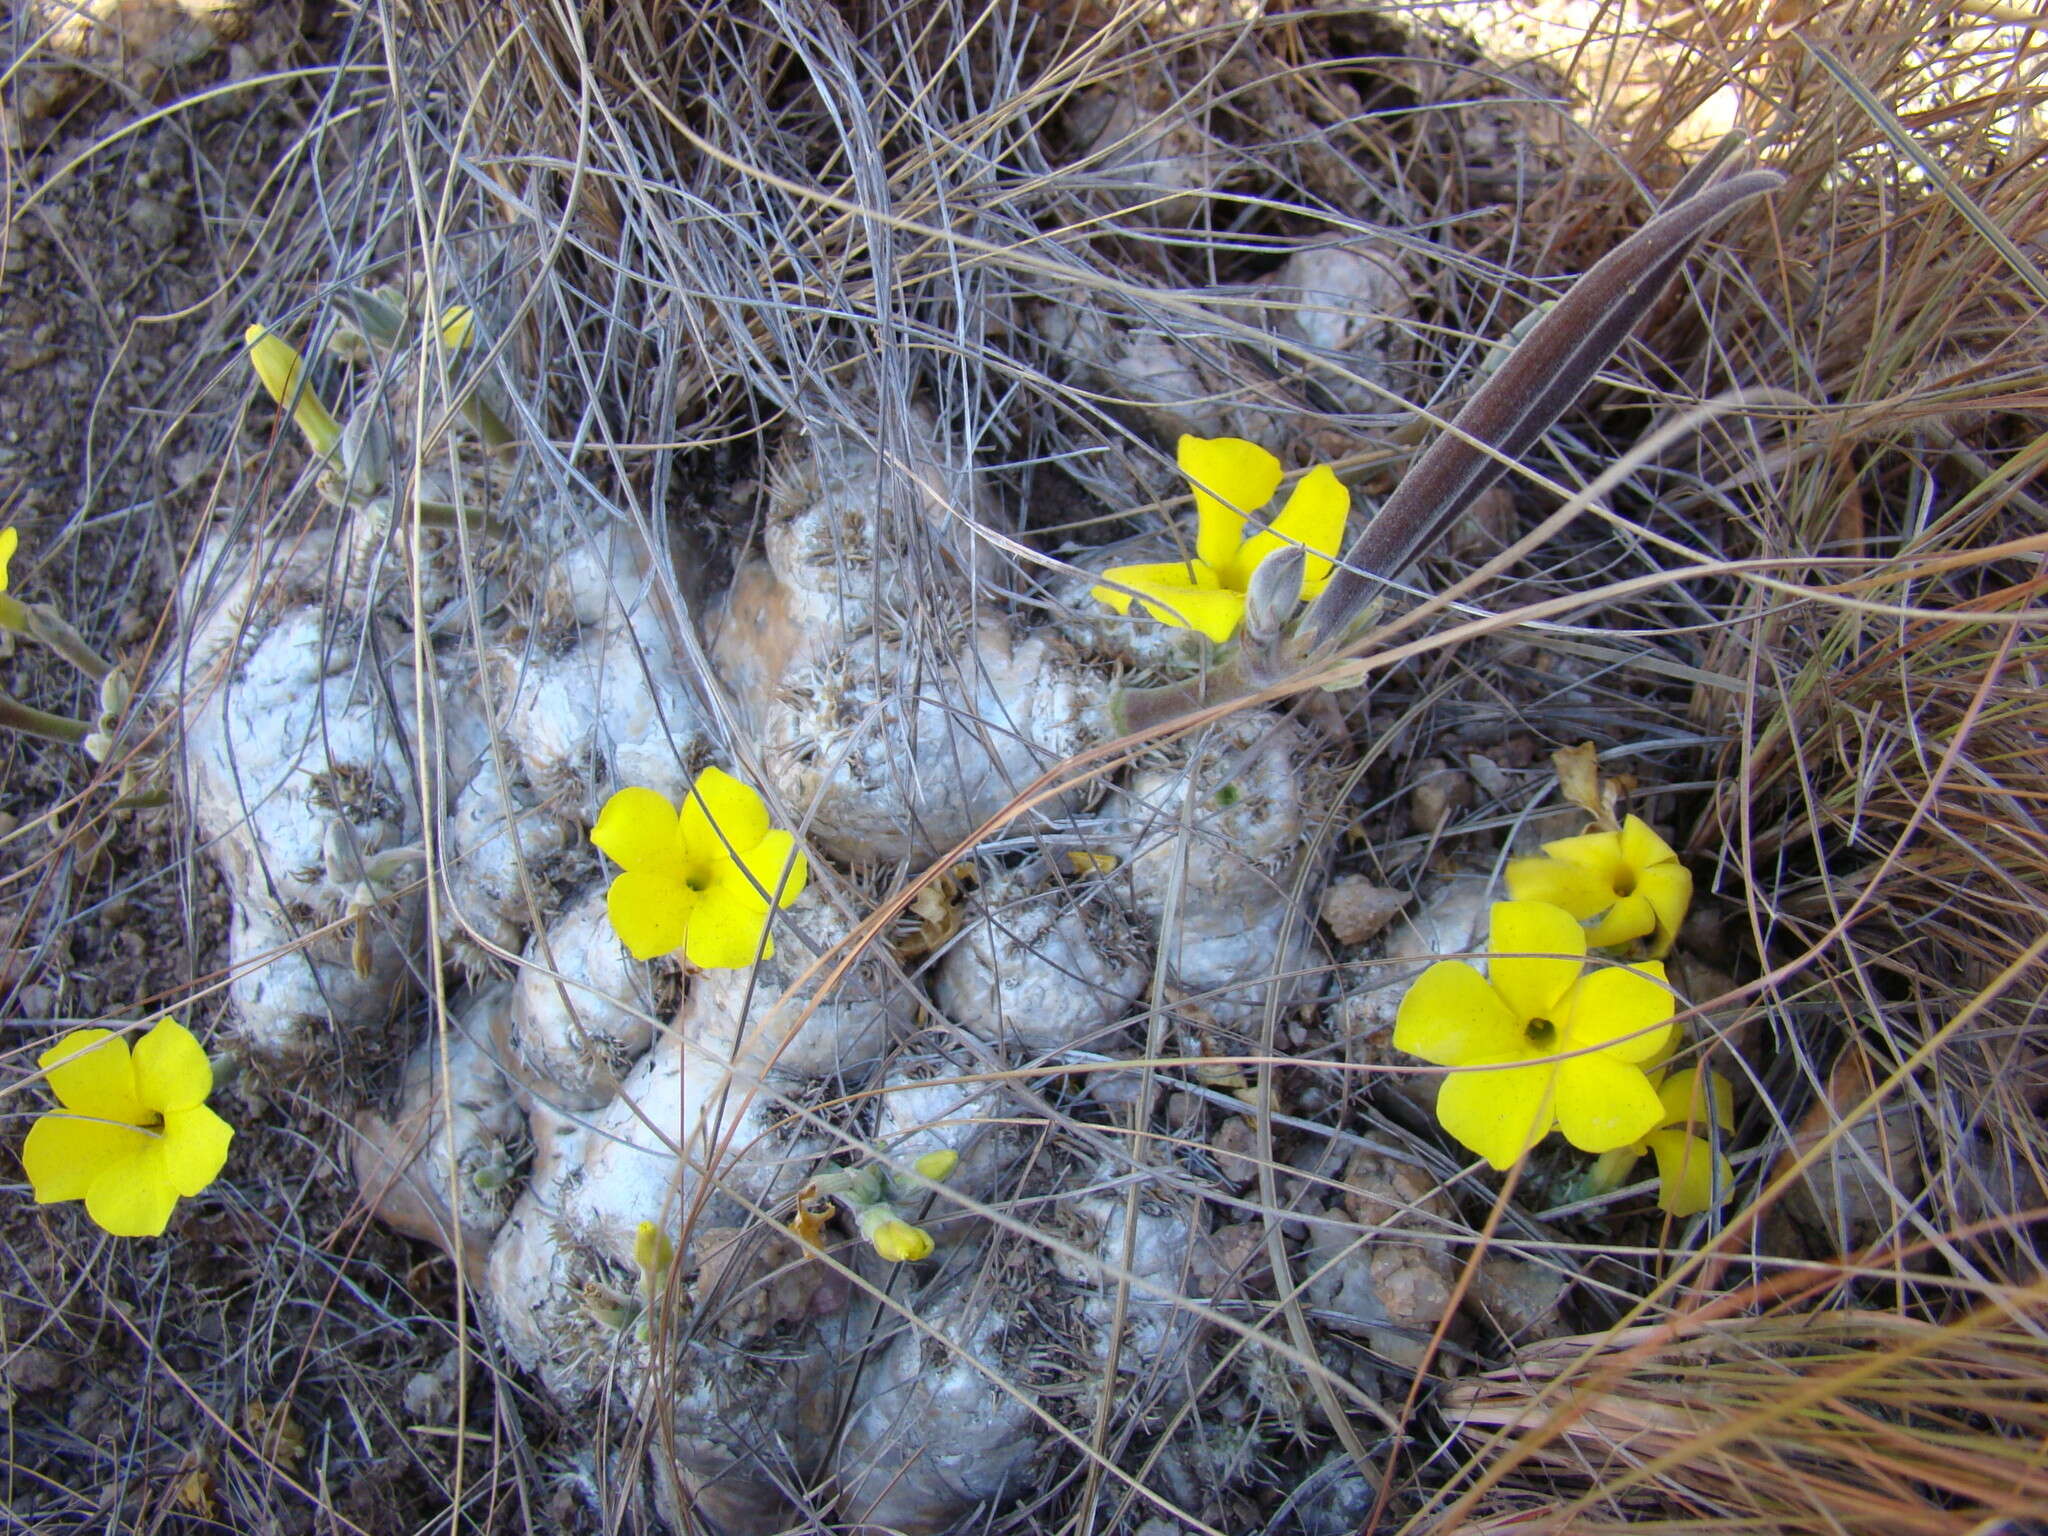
[1091,435,1349,643]
[244,324,342,457]
[1506,813,1691,957]
[22,1018,234,1237]
[1393,901,1674,1169]
[591,768,808,968]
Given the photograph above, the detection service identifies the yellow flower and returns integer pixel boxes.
[1506,813,1692,957]
[1091,435,1349,643]
[1393,901,1675,1169]
[0,524,16,592]
[21,1018,234,1237]
[866,1215,935,1263]
[1589,1067,1736,1217]
[590,767,808,968]
[244,325,343,457]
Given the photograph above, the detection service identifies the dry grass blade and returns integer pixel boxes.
[1439,1303,2048,1535]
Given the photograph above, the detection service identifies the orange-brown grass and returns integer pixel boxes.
[1439,1295,2048,1535]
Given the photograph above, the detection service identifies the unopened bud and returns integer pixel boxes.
[1242,544,1307,643]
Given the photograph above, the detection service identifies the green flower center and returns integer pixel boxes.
[1525,1017,1557,1048]
[1612,870,1636,897]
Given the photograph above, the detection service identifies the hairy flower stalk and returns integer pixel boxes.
[1113,148,1784,736]
[0,688,91,745]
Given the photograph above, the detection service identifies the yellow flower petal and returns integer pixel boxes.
[1485,901,1585,1026]
[606,869,697,961]
[1556,959,1673,1063]
[1635,861,1692,956]
[1644,1128,1732,1216]
[591,787,684,876]
[1393,960,1524,1067]
[0,524,16,593]
[1656,1068,1735,1134]
[677,767,771,864]
[85,1145,179,1237]
[22,1113,155,1204]
[1435,1057,1556,1169]
[39,1029,150,1125]
[161,1105,234,1197]
[684,888,775,969]
[1537,827,1628,885]
[1618,813,1677,869]
[1221,464,1349,596]
[728,828,807,910]
[1178,435,1281,571]
[1583,891,1658,948]
[131,1018,213,1112]
[1554,1054,1664,1152]
[1093,561,1246,641]
[1503,855,1614,919]
[1091,558,1218,614]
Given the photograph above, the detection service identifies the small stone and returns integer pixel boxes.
[1209,1115,1261,1191]
[1409,757,1472,833]
[1190,1220,1269,1299]
[1464,1254,1569,1341]
[1288,1455,1378,1536]
[3,1346,73,1395]
[1381,880,1490,968]
[126,194,188,245]
[1465,751,1512,799]
[168,449,213,490]
[1319,876,1409,946]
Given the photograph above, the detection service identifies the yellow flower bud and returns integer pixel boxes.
[633,1220,675,1302]
[439,306,476,349]
[868,1217,934,1264]
[244,325,342,457]
[913,1149,959,1183]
